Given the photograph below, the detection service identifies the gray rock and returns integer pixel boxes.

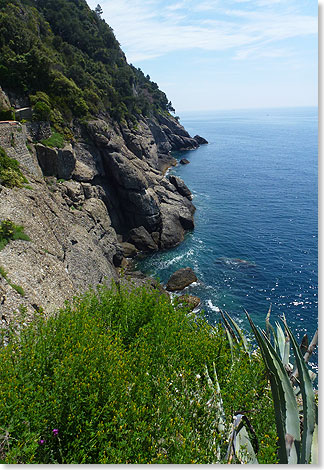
[178,294,201,309]
[168,175,192,200]
[159,202,185,250]
[57,145,76,180]
[73,160,96,182]
[35,144,58,176]
[26,122,51,142]
[128,226,158,252]
[35,143,75,179]
[121,242,138,258]
[166,267,198,291]
[194,135,208,145]
[0,176,119,321]
[102,152,148,191]
[61,180,84,205]
[180,158,190,165]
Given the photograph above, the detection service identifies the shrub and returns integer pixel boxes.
[0,107,15,121]
[0,146,28,188]
[0,219,30,251]
[40,132,64,148]
[0,283,277,464]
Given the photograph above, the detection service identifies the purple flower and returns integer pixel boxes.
[38,439,45,445]
[52,428,59,436]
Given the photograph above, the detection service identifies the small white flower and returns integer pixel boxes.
[196,374,201,379]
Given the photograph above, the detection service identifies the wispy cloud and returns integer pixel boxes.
[88,0,317,63]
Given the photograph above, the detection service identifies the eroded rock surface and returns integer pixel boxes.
[0,87,207,322]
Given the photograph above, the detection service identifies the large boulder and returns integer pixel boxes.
[166,267,198,291]
[102,152,148,191]
[128,226,158,252]
[35,144,75,179]
[35,144,58,176]
[168,175,192,200]
[57,145,76,180]
[194,135,208,145]
[120,242,137,258]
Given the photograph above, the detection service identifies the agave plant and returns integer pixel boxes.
[204,362,259,464]
[219,308,318,464]
[245,312,318,464]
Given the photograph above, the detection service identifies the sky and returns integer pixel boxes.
[87,0,318,113]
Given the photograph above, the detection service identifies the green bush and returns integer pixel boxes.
[0,219,30,251]
[0,108,15,121]
[40,131,64,148]
[0,146,28,188]
[0,283,277,464]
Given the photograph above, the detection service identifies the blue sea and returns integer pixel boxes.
[137,107,318,367]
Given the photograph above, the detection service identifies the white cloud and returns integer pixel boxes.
[87,0,317,63]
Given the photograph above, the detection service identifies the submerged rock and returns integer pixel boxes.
[166,267,198,291]
[177,294,201,309]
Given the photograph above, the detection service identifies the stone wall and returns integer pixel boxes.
[0,121,42,177]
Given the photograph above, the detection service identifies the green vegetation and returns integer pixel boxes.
[40,131,65,149]
[246,312,318,464]
[0,146,28,188]
[220,308,318,464]
[0,107,15,120]
[0,218,30,251]
[0,265,25,296]
[0,283,278,464]
[0,0,175,127]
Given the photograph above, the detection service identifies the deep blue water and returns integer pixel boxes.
[137,107,318,367]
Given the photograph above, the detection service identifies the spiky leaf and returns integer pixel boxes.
[246,313,300,463]
[284,322,317,464]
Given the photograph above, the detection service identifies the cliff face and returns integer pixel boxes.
[0,0,208,322]
[0,86,204,322]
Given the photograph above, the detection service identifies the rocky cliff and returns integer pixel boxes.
[0,86,206,323]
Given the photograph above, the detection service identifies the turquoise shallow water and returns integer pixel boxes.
[137,107,318,367]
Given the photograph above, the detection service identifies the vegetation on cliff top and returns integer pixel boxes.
[0,0,175,127]
[0,283,278,464]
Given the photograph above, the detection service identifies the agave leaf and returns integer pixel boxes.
[235,424,259,464]
[269,322,280,354]
[212,363,226,433]
[310,422,318,464]
[204,364,226,433]
[300,334,309,357]
[284,322,317,464]
[224,327,235,362]
[220,310,237,342]
[283,331,290,368]
[265,304,272,340]
[303,329,318,363]
[246,313,300,464]
[228,414,258,464]
[275,321,286,363]
[308,370,317,383]
[223,310,249,354]
[287,434,298,464]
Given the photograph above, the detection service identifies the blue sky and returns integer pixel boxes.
[87,0,318,112]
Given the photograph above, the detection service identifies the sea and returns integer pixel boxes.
[137,107,318,368]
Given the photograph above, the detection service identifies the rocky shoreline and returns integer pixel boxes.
[0,86,207,324]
